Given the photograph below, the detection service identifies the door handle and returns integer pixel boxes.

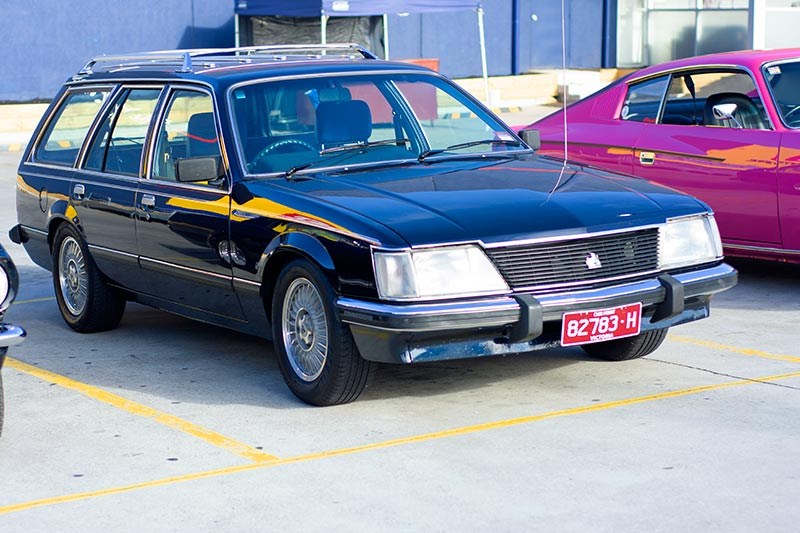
[140,194,156,209]
[639,151,656,166]
[72,183,85,200]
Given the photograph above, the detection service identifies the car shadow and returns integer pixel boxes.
[712,258,800,312]
[7,287,586,410]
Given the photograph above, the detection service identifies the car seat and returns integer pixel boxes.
[703,92,767,130]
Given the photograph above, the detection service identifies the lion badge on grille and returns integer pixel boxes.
[585,252,602,270]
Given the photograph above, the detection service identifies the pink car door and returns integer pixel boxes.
[766,62,800,255]
[776,135,800,252]
[631,71,781,246]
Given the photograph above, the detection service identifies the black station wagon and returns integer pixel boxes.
[11,44,736,405]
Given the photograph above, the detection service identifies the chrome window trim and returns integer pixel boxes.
[144,83,233,194]
[626,64,774,130]
[76,84,166,178]
[761,58,800,130]
[30,84,117,167]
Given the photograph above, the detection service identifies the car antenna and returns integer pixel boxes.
[549,0,569,197]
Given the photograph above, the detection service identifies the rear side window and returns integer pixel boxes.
[33,89,110,166]
[84,88,162,176]
[621,75,669,123]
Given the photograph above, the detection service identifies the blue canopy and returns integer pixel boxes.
[234,1,481,17]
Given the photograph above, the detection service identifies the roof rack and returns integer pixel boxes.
[76,43,378,76]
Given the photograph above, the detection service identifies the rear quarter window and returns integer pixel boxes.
[621,75,669,123]
[33,90,110,166]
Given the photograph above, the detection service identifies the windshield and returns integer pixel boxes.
[765,60,800,128]
[229,73,525,175]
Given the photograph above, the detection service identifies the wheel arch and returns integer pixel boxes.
[258,232,338,323]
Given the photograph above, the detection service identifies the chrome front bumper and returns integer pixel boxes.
[337,262,737,363]
[0,323,26,351]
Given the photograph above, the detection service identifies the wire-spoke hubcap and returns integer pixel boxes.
[58,236,88,316]
[282,277,328,382]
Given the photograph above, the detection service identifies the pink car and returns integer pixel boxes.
[521,49,800,264]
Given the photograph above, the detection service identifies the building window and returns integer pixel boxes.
[617,0,750,67]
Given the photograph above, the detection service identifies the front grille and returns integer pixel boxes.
[486,228,660,292]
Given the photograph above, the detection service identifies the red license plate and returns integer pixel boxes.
[561,303,642,347]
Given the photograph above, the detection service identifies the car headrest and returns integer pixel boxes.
[316,100,372,146]
[187,112,219,156]
[703,92,766,129]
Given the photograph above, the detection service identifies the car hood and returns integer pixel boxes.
[255,155,708,247]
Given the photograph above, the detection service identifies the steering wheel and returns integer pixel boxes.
[783,104,800,124]
[248,138,316,172]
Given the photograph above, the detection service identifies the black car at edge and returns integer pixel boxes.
[1,244,26,435]
[10,44,736,405]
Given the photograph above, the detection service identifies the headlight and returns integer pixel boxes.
[659,214,723,269]
[374,245,509,300]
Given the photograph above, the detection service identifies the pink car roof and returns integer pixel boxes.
[629,48,800,81]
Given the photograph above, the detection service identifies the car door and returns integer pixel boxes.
[74,85,163,287]
[136,86,245,321]
[631,70,781,245]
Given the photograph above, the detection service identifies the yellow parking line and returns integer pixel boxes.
[3,369,799,516]
[12,296,56,305]
[5,358,279,464]
[669,334,800,364]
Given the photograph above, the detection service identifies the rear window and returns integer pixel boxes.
[34,90,110,166]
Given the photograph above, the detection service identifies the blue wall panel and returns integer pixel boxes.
[516,0,603,71]
[2,1,234,102]
[388,0,513,79]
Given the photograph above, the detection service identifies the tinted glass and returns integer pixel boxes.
[230,73,523,175]
[85,88,161,176]
[152,90,220,181]
[663,71,766,128]
[34,90,110,166]
[765,60,800,127]
[621,75,669,122]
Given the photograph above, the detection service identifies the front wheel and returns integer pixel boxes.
[271,259,372,406]
[581,328,669,361]
[52,224,126,333]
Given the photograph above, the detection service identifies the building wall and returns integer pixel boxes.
[2,0,234,102]
[387,1,514,78]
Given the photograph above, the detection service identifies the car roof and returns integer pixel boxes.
[628,48,800,82]
[68,44,437,89]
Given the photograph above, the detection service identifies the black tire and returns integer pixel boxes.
[271,259,372,406]
[581,328,669,361]
[52,224,126,333]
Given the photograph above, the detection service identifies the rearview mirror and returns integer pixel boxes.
[176,156,223,183]
[520,129,541,150]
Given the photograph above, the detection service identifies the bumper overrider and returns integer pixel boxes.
[337,262,737,364]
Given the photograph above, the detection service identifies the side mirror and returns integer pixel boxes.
[175,156,223,183]
[520,129,541,150]
[712,103,743,128]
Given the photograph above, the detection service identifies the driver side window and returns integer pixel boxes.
[152,89,221,182]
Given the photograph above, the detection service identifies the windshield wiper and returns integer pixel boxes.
[319,138,409,155]
[282,162,313,181]
[417,139,522,162]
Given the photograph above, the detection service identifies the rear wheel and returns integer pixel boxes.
[52,224,125,333]
[581,328,669,361]
[271,259,372,406]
